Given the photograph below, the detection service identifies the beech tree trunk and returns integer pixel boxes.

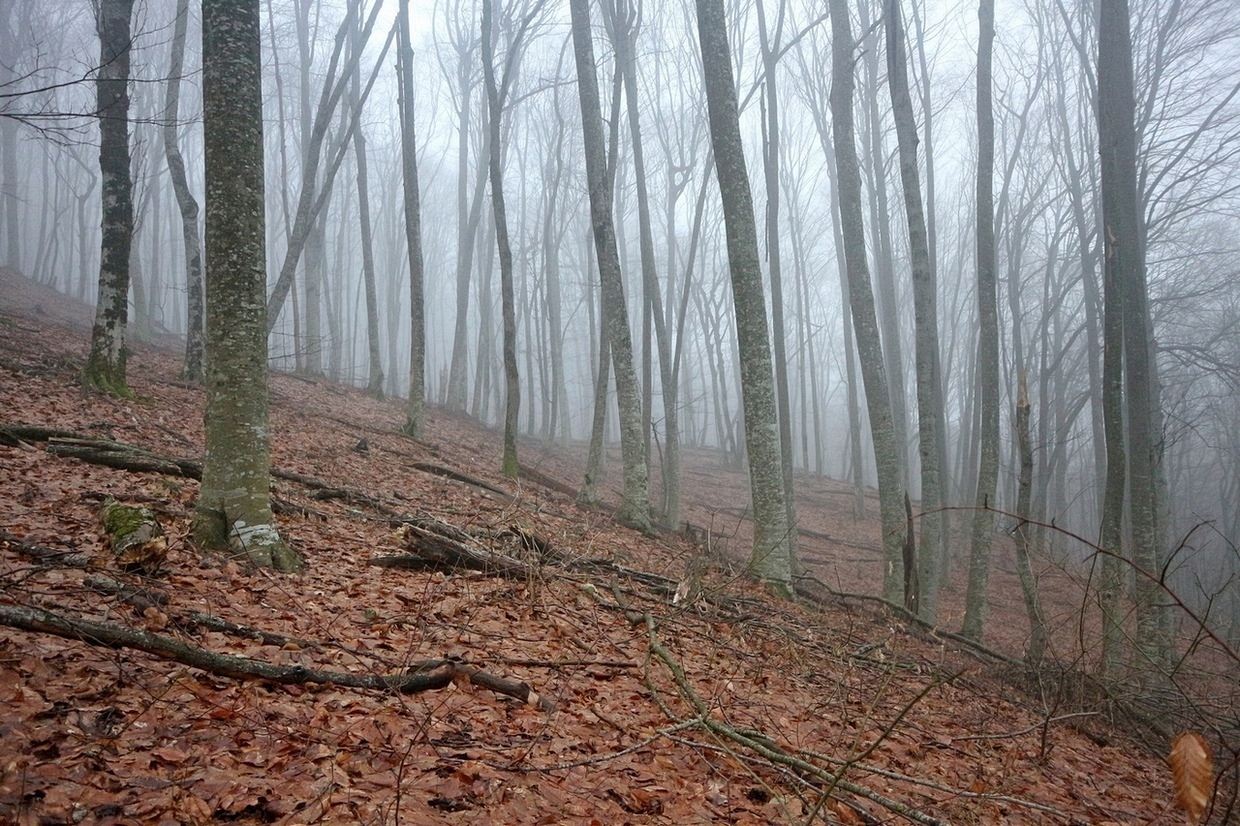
[84,0,135,396]
[480,0,521,479]
[570,0,651,531]
[350,4,384,400]
[1098,0,1166,675]
[397,0,426,437]
[828,0,907,602]
[755,0,798,555]
[695,0,793,592]
[962,0,1000,642]
[194,0,301,573]
[885,0,942,621]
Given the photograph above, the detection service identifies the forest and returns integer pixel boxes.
[1,0,1238,822]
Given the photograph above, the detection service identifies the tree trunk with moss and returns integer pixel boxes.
[84,0,135,396]
[193,0,301,573]
[694,0,792,592]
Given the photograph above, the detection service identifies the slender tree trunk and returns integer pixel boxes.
[829,0,906,601]
[755,0,798,556]
[1099,0,1165,675]
[84,0,136,396]
[695,0,793,592]
[195,0,300,573]
[397,0,426,436]
[886,0,942,621]
[570,0,652,530]
[961,0,1000,642]
[0,0,17,270]
[480,0,520,479]
[350,5,384,399]
[1013,372,1048,663]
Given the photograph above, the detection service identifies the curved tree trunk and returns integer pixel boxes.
[829,0,907,602]
[695,0,793,592]
[162,0,204,382]
[570,0,651,531]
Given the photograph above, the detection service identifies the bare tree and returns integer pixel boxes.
[571,0,652,530]
[829,0,907,602]
[398,0,427,437]
[83,0,135,395]
[885,0,942,619]
[695,0,793,591]
[194,0,300,572]
[961,0,1000,642]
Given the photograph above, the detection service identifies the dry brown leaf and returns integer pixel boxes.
[1169,731,1212,825]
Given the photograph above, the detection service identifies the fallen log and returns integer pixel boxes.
[100,498,167,572]
[0,602,553,710]
[370,523,533,578]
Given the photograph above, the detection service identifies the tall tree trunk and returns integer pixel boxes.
[695,0,793,592]
[350,4,384,400]
[480,0,520,479]
[755,0,798,556]
[961,0,1000,642]
[570,0,652,531]
[829,0,907,602]
[195,0,300,573]
[446,27,482,412]
[886,0,943,621]
[605,0,680,528]
[84,0,136,396]
[1098,0,1165,675]
[397,0,426,436]
[1013,372,1048,663]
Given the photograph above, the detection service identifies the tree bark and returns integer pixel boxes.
[570,0,652,531]
[1099,0,1166,675]
[885,0,943,622]
[480,0,521,480]
[84,0,136,396]
[828,0,907,602]
[397,0,427,437]
[961,0,1000,642]
[350,4,384,400]
[195,0,301,573]
[694,0,793,592]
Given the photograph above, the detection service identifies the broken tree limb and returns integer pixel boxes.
[370,523,533,578]
[0,602,552,710]
[413,461,514,501]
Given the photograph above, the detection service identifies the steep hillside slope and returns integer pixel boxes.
[0,267,1183,823]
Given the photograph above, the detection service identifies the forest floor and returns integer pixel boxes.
[0,265,1196,824]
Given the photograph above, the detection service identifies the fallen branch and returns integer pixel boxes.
[370,521,535,578]
[0,602,553,710]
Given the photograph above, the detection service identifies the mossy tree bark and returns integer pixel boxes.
[828,0,907,603]
[694,0,792,592]
[569,0,652,531]
[194,0,301,573]
[84,0,135,397]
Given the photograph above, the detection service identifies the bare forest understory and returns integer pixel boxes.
[0,266,1212,823]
